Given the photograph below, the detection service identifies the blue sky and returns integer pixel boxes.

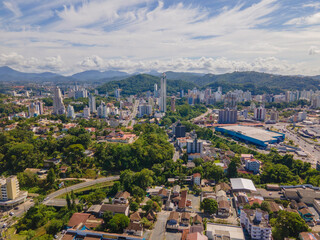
[0,0,320,75]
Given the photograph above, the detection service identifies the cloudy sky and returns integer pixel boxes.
[0,0,320,75]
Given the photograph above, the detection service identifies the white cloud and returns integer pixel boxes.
[3,1,22,17]
[309,46,320,55]
[286,12,320,25]
[303,3,320,9]
[80,55,104,68]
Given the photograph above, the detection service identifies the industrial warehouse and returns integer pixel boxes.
[215,125,285,147]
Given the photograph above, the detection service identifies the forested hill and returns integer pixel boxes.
[184,72,320,94]
[97,74,197,96]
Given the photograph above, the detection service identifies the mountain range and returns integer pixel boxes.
[1,66,320,95]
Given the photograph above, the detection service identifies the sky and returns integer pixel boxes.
[0,0,320,76]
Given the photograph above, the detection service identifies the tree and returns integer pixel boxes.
[66,194,71,210]
[261,201,271,213]
[46,168,56,186]
[107,214,130,233]
[200,198,218,214]
[270,211,309,240]
[130,202,139,212]
[46,219,64,235]
[102,211,113,223]
[227,160,238,178]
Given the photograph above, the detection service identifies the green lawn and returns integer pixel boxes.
[56,180,114,199]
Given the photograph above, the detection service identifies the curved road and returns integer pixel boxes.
[43,175,119,204]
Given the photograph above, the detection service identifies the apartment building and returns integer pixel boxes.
[240,209,272,240]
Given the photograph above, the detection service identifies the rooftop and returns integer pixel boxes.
[218,125,283,143]
[230,178,257,192]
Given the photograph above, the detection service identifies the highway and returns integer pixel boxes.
[274,123,320,166]
[43,175,119,204]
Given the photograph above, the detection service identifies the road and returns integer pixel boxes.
[124,100,139,127]
[274,123,320,166]
[192,108,212,122]
[149,211,169,240]
[43,176,119,204]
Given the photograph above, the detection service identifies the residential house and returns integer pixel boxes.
[124,222,143,237]
[130,212,141,223]
[193,173,201,186]
[217,198,230,217]
[99,204,129,217]
[186,232,208,240]
[193,215,203,225]
[113,191,131,204]
[173,185,181,197]
[167,212,180,230]
[180,212,191,227]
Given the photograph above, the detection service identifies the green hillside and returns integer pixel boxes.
[97,74,197,96]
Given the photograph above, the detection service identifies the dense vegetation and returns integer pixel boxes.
[94,123,174,171]
[97,74,197,96]
[161,98,207,126]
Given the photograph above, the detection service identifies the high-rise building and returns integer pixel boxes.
[254,106,266,121]
[172,121,186,138]
[187,138,203,154]
[138,104,152,118]
[53,86,66,115]
[159,73,167,112]
[67,105,75,119]
[0,176,20,200]
[75,89,88,99]
[218,109,237,124]
[154,84,158,98]
[97,102,107,118]
[83,106,90,118]
[270,109,279,122]
[115,88,121,99]
[171,96,176,112]
[89,94,96,113]
[180,89,184,98]
[36,101,44,115]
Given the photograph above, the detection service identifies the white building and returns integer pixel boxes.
[159,73,167,112]
[67,105,75,119]
[245,159,261,174]
[193,173,201,186]
[83,106,90,118]
[138,104,152,118]
[240,209,272,240]
[89,94,96,113]
[254,106,266,121]
[97,102,107,118]
[53,86,66,115]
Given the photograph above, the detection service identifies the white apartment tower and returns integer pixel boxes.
[67,105,75,119]
[160,73,167,112]
[53,86,66,115]
[89,94,96,113]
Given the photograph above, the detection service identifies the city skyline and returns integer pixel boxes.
[0,0,320,75]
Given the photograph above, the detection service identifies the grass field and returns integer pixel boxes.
[56,180,114,199]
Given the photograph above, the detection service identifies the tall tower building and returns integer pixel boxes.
[154,84,158,98]
[160,73,167,112]
[53,86,66,115]
[171,96,176,112]
[115,88,121,100]
[89,94,96,113]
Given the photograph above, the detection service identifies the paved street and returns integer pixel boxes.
[43,175,119,204]
[149,211,169,240]
[274,123,320,166]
